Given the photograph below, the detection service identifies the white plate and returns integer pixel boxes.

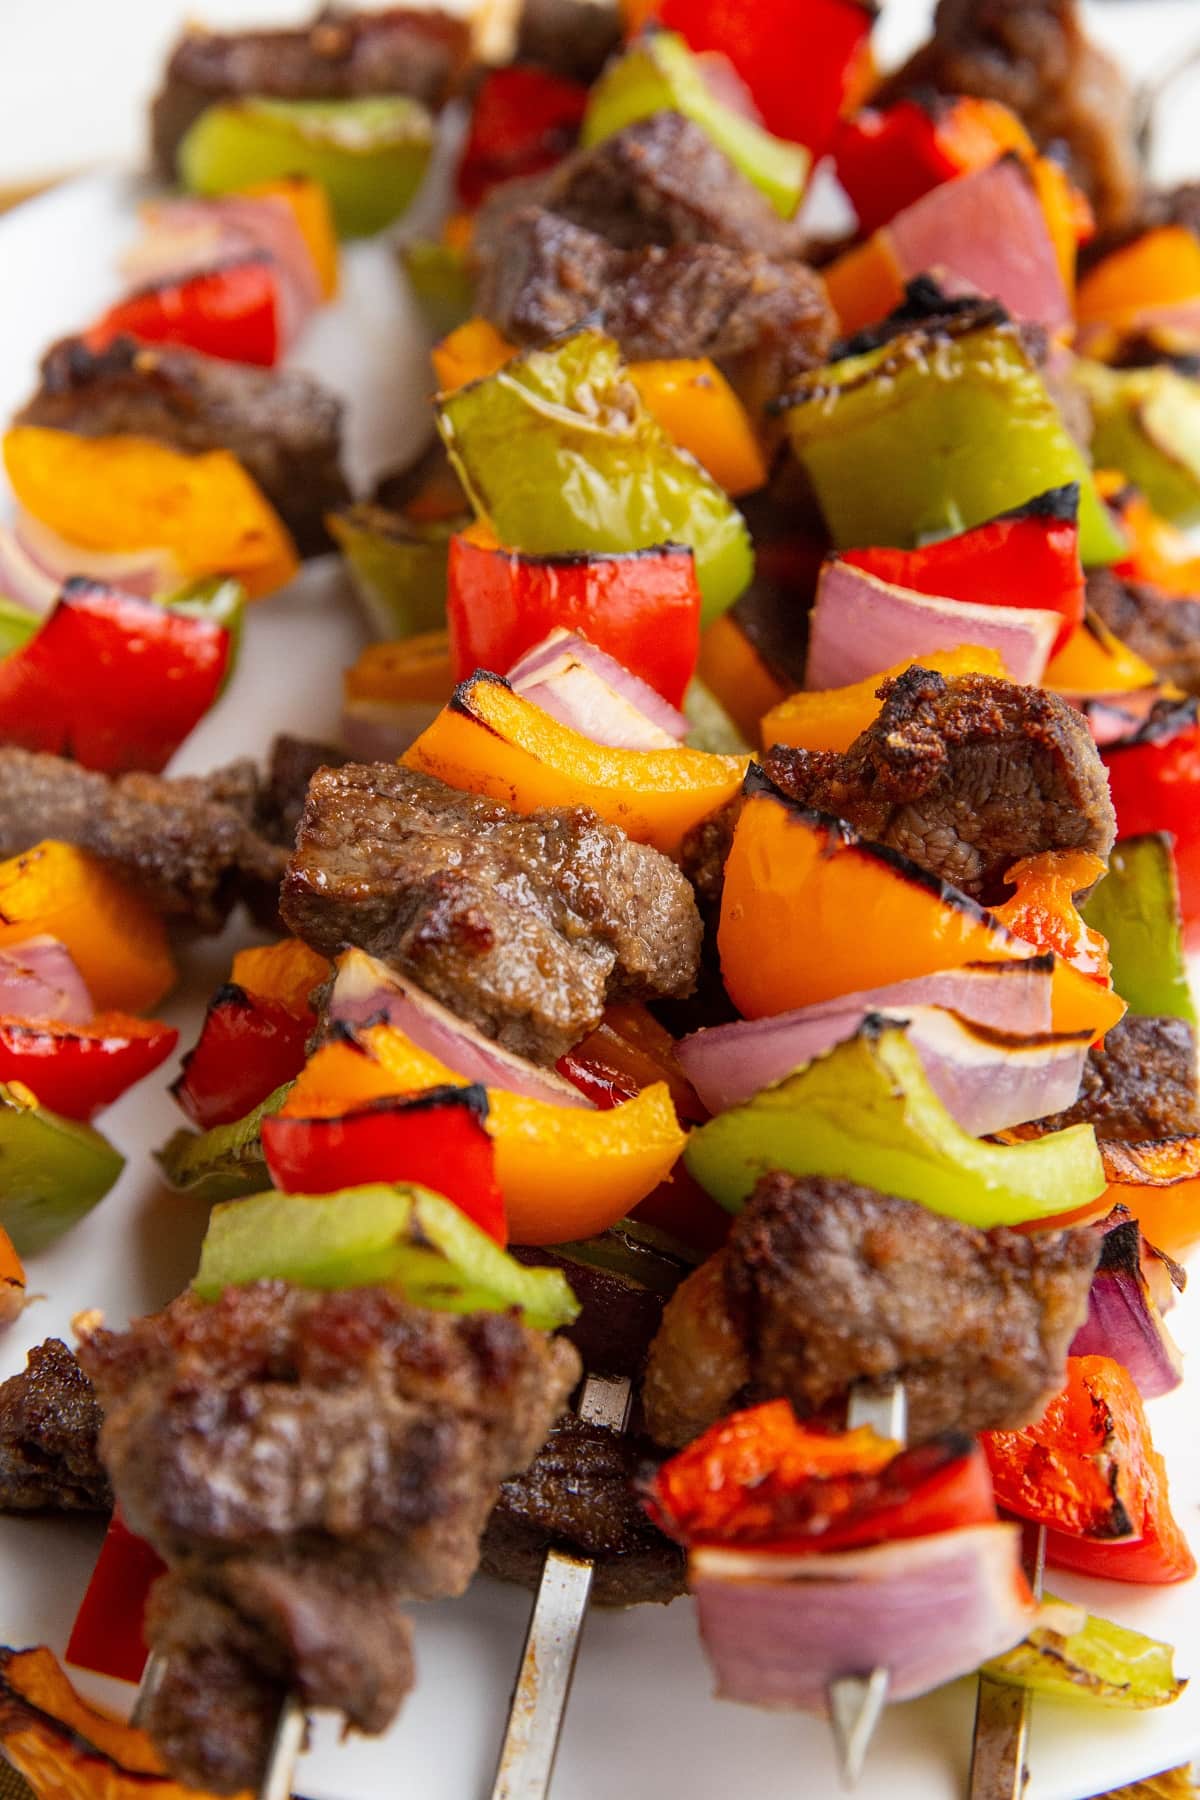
[4,54,1200,1798]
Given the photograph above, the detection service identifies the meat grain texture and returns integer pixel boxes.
[1087,567,1200,697]
[0,1339,110,1514]
[1036,1015,1200,1141]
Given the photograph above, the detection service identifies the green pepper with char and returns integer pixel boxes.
[0,1082,124,1256]
[1082,833,1196,1024]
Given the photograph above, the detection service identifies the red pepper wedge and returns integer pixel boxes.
[832,96,1035,237]
[65,1512,166,1686]
[1104,709,1200,947]
[0,1014,177,1121]
[446,533,702,705]
[557,1001,707,1122]
[0,578,235,776]
[456,65,590,208]
[261,1084,507,1245]
[171,983,314,1130]
[86,256,283,367]
[842,486,1086,655]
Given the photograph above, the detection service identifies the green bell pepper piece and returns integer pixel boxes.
[783,319,1125,566]
[981,1596,1183,1710]
[582,32,808,219]
[684,676,750,753]
[401,239,476,339]
[328,503,466,638]
[0,1082,124,1256]
[1082,833,1196,1024]
[684,1022,1106,1226]
[0,598,40,659]
[1077,359,1200,528]
[194,1182,579,1331]
[156,1084,288,1205]
[179,96,434,238]
[165,574,246,696]
[437,329,754,624]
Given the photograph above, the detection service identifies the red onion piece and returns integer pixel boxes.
[328,947,594,1107]
[887,158,1071,333]
[341,697,442,761]
[127,195,321,342]
[0,935,93,1025]
[805,559,1060,691]
[691,1524,1034,1711]
[13,511,180,601]
[0,527,60,615]
[508,629,687,749]
[1072,1207,1184,1398]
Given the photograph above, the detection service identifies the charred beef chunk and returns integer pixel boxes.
[1087,566,1200,695]
[16,336,349,557]
[515,0,622,83]
[482,1413,686,1607]
[255,734,348,851]
[80,1283,579,1794]
[680,796,741,920]
[0,1339,110,1515]
[762,666,1117,902]
[150,6,471,176]
[875,0,1140,234]
[643,1176,1100,1449]
[281,762,702,1065]
[0,747,286,932]
[1035,1015,1200,1140]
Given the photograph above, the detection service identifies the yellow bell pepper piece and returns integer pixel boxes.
[404,672,748,855]
[241,175,339,300]
[230,939,330,1012]
[432,318,517,393]
[1043,613,1158,697]
[761,646,1007,754]
[696,612,789,744]
[0,841,175,1013]
[344,631,455,706]
[3,427,299,600]
[627,359,768,496]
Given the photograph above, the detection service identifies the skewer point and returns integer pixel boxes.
[828,1667,890,1790]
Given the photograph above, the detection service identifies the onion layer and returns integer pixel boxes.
[0,936,93,1026]
[507,629,688,749]
[1072,1207,1184,1398]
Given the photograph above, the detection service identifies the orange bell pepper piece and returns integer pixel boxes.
[1031,155,1092,299]
[240,175,339,299]
[823,230,905,336]
[344,631,456,707]
[695,612,788,744]
[627,359,768,496]
[0,842,174,1014]
[284,1022,687,1245]
[1076,225,1200,339]
[2,427,298,600]
[405,672,748,854]
[717,784,1125,1038]
[0,1223,25,1330]
[990,851,1113,989]
[1043,612,1158,697]
[1098,1137,1200,1261]
[432,317,518,393]
[230,938,330,1012]
[760,646,1006,754]
[1108,481,1200,596]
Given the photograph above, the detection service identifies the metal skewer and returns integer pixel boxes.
[134,1647,306,1800]
[966,1524,1048,1800]
[489,1370,633,1800]
[826,1379,909,1789]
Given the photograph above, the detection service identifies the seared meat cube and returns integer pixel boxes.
[80,1283,579,1794]
[255,734,348,851]
[281,763,702,1065]
[1087,567,1200,696]
[151,6,471,176]
[643,1175,1100,1448]
[0,1339,110,1515]
[482,1413,686,1607]
[762,666,1116,902]
[16,336,349,557]
[1034,1015,1200,1141]
[515,0,622,83]
[876,0,1140,234]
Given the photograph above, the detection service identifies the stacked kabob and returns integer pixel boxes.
[3,1,1200,1798]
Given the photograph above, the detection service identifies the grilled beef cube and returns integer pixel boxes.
[80,1283,579,1794]
[1035,1015,1200,1141]
[0,747,286,932]
[150,6,471,177]
[0,1339,110,1515]
[281,763,702,1065]
[255,734,348,851]
[482,1413,686,1607]
[643,1175,1100,1449]
[17,336,349,557]
[762,667,1116,903]
[875,0,1140,234]
[1087,567,1200,696]
[515,0,621,82]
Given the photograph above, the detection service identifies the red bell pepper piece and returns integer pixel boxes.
[172,983,314,1131]
[261,1084,507,1245]
[447,535,702,705]
[66,1511,166,1686]
[984,1356,1195,1585]
[832,96,1034,238]
[0,1014,177,1121]
[656,0,874,154]
[0,578,235,776]
[842,486,1086,655]
[86,256,283,367]
[456,65,590,208]
[1104,708,1200,947]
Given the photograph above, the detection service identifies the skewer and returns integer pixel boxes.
[827,1379,909,1789]
[966,1524,1048,1800]
[489,1370,633,1800]
[134,1647,306,1800]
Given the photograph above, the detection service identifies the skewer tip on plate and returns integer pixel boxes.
[828,1667,891,1791]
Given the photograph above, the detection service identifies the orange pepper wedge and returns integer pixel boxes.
[717,784,1125,1040]
[404,673,748,855]
[1097,1137,1200,1261]
[1031,154,1091,299]
[0,1222,25,1329]
[229,938,330,1012]
[760,646,1006,754]
[432,317,518,393]
[990,850,1113,989]
[696,611,788,744]
[239,174,339,299]
[344,631,456,707]
[627,359,768,496]
[3,427,299,601]
[1076,225,1200,332]
[823,230,905,336]
[283,1023,686,1245]
[1043,611,1158,697]
[0,842,175,1014]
